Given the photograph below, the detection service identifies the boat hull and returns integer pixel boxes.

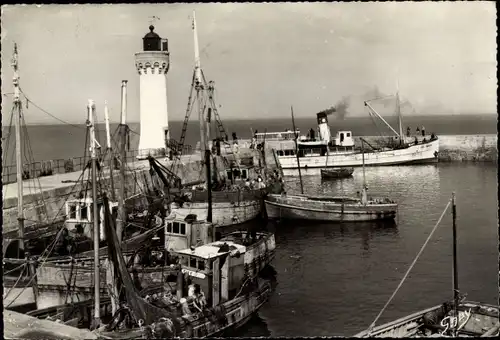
[97,276,274,339]
[34,259,176,310]
[265,194,397,222]
[320,168,354,179]
[279,139,439,170]
[171,200,262,227]
[354,301,500,337]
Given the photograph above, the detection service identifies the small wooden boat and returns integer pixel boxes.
[354,194,500,337]
[320,167,354,179]
[265,193,397,222]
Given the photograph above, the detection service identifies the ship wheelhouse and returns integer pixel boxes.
[65,198,118,242]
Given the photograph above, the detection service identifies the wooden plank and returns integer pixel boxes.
[3,309,98,339]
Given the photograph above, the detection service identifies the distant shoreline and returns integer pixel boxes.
[10,113,498,127]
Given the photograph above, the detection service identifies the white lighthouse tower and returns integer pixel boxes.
[135,25,170,159]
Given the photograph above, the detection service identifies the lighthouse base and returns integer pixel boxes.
[136,148,166,160]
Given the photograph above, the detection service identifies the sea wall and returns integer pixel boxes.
[353,134,497,162]
[436,134,497,162]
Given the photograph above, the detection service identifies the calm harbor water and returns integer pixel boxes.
[234,163,498,337]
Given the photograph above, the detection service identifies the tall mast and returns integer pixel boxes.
[452,192,459,336]
[117,80,128,243]
[12,43,25,258]
[192,10,201,85]
[192,9,212,220]
[291,106,304,194]
[361,140,367,205]
[104,101,115,201]
[88,100,101,327]
[192,10,205,163]
[396,80,404,145]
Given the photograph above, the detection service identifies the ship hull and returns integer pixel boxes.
[34,258,176,310]
[265,194,397,222]
[171,200,262,227]
[278,139,439,170]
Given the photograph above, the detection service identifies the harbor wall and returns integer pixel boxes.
[353,134,497,162]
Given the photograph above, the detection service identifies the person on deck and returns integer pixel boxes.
[406,126,411,137]
[416,126,420,135]
[257,176,266,189]
[192,284,206,312]
[421,126,426,137]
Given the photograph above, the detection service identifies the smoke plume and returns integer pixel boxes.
[317,96,351,120]
[333,96,350,120]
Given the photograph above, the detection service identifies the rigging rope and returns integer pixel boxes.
[19,88,85,129]
[367,199,452,333]
[21,114,50,221]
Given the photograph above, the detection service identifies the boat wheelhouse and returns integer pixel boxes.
[65,197,118,242]
[164,213,215,252]
[173,231,276,308]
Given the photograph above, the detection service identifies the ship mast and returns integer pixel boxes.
[451,193,459,336]
[291,106,304,194]
[117,80,128,242]
[396,80,404,145]
[12,43,26,259]
[88,100,101,328]
[104,101,115,201]
[192,10,212,222]
[361,140,367,205]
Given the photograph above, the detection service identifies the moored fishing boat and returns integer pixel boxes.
[265,193,397,222]
[354,194,499,337]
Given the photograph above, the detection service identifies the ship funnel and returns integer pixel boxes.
[120,80,128,125]
[316,112,331,142]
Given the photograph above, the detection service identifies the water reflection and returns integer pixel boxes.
[230,314,272,338]
[273,219,399,253]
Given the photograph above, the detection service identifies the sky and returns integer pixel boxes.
[1,2,497,125]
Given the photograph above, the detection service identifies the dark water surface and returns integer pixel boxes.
[234,163,498,337]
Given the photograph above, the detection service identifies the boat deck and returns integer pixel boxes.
[3,308,98,339]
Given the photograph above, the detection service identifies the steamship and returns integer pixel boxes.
[266,95,440,171]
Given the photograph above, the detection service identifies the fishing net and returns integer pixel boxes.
[102,195,182,336]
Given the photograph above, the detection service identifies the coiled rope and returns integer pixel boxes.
[367,198,452,334]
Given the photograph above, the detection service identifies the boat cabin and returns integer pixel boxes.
[164,213,215,252]
[65,198,118,242]
[332,130,355,148]
[174,241,247,308]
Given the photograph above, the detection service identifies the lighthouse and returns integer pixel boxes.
[135,25,170,159]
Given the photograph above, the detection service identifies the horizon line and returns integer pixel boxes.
[9,112,497,126]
